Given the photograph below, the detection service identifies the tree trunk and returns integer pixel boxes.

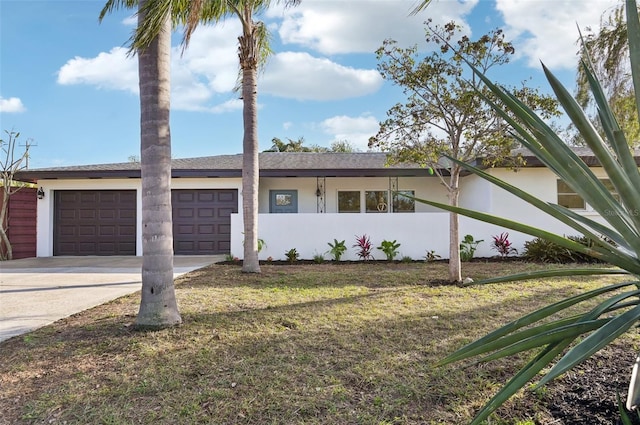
[135,0,181,327]
[240,24,261,274]
[448,169,461,283]
[0,188,11,261]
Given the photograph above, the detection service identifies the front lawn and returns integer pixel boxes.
[0,261,637,424]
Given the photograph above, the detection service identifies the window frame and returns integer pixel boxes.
[557,178,619,211]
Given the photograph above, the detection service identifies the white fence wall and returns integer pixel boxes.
[230,212,580,261]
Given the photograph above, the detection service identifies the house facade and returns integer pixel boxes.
[16,151,617,261]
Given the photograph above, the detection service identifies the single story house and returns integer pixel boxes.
[15,150,625,261]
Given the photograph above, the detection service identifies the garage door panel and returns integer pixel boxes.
[198,225,214,234]
[54,190,136,256]
[119,225,136,237]
[119,209,135,219]
[172,189,237,255]
[198,193,214,202]
[198,209,214,218]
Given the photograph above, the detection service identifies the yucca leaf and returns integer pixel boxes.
[537,304,640,387]
[476,319,610,364]
[413,194,640,273]
[456,316,582,361]
[442,154,638,260]
[469,343,570,425]
[548,204,633,252]
[468,61,640,248]
[438,281,633,366]
[627,0,640,121]
[545,63,640,234]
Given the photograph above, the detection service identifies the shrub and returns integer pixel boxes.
[460,234,483,262]
[424,250,441,262]
[523,236,606,263]
[313,253,325,264]
[400,255,413,263]
[285,248,299,263]
[327,239,347,261]
[491,232,518,257]
[353,234,374,260]
[377,239,401,261]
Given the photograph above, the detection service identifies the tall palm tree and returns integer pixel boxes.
[132,0,299,274]
[100,0,181,327]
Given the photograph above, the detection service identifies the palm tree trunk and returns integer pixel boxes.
[239,15,261,274]
[241,64,261,273]
[136,0,181,327]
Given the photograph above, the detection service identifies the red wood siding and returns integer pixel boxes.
[1,187,37,259]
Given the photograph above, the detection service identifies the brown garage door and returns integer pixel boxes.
[54,190,136,256]
[172,189,238,255]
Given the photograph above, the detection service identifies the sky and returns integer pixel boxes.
[0,0,621,169]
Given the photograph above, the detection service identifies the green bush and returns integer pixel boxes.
[523,236,607,263]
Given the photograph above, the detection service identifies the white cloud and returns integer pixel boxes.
[56,23,241,113]
[274,0,478,55]
[283,121,293,130]
[57,47,138,92]
[496,0,620,69]
[261,52,383,100]
[121,15,137,26]
[0,97,26,113]
[320,113,380,151]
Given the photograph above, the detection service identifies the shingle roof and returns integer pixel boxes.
[16,149,638,183]
[15,152,434,182]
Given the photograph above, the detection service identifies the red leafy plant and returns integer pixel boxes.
[353,234,374,260]
[491,232,518,257]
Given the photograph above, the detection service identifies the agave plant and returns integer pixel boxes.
[409,0,640,422]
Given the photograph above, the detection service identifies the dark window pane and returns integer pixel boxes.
[365,191,388,213]
[557,180,585,209]
[393,191,415,213]
[338,191,360,213]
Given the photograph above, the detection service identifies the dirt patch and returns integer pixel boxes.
[542,343,640,425]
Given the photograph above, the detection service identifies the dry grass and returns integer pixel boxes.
[0,261,636,425]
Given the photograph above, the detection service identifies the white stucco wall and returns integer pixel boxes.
[35,167,614,260]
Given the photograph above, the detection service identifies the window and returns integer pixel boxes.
[338,191,360,213]
[365,191,388,213]
[393,191,415,213]
[338,190,416,213]
[557,180,585,209]
[269,190,298,213]
[557,179,619,210]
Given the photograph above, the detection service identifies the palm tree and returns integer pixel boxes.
[100,0,181,327]
[131,0,299,274]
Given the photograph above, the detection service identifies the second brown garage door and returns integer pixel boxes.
[172,189,238,255]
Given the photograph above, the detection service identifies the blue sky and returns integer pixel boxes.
[0,0,619,168]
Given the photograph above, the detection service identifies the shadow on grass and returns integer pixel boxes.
[0,278,603,424]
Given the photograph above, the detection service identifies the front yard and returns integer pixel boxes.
[0,261,637,424]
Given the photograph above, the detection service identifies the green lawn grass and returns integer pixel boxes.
[0,261,635,424]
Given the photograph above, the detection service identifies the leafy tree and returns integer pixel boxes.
[409,0,640,422]
[265,136,312,152]
[368,21,558,282]
[100,0,181,327]
[0,129,32,261]
[264,137,360,153]
[576,1,640,144]
[329,139,359,152]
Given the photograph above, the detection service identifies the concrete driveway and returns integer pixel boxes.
[0,256,221,342]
